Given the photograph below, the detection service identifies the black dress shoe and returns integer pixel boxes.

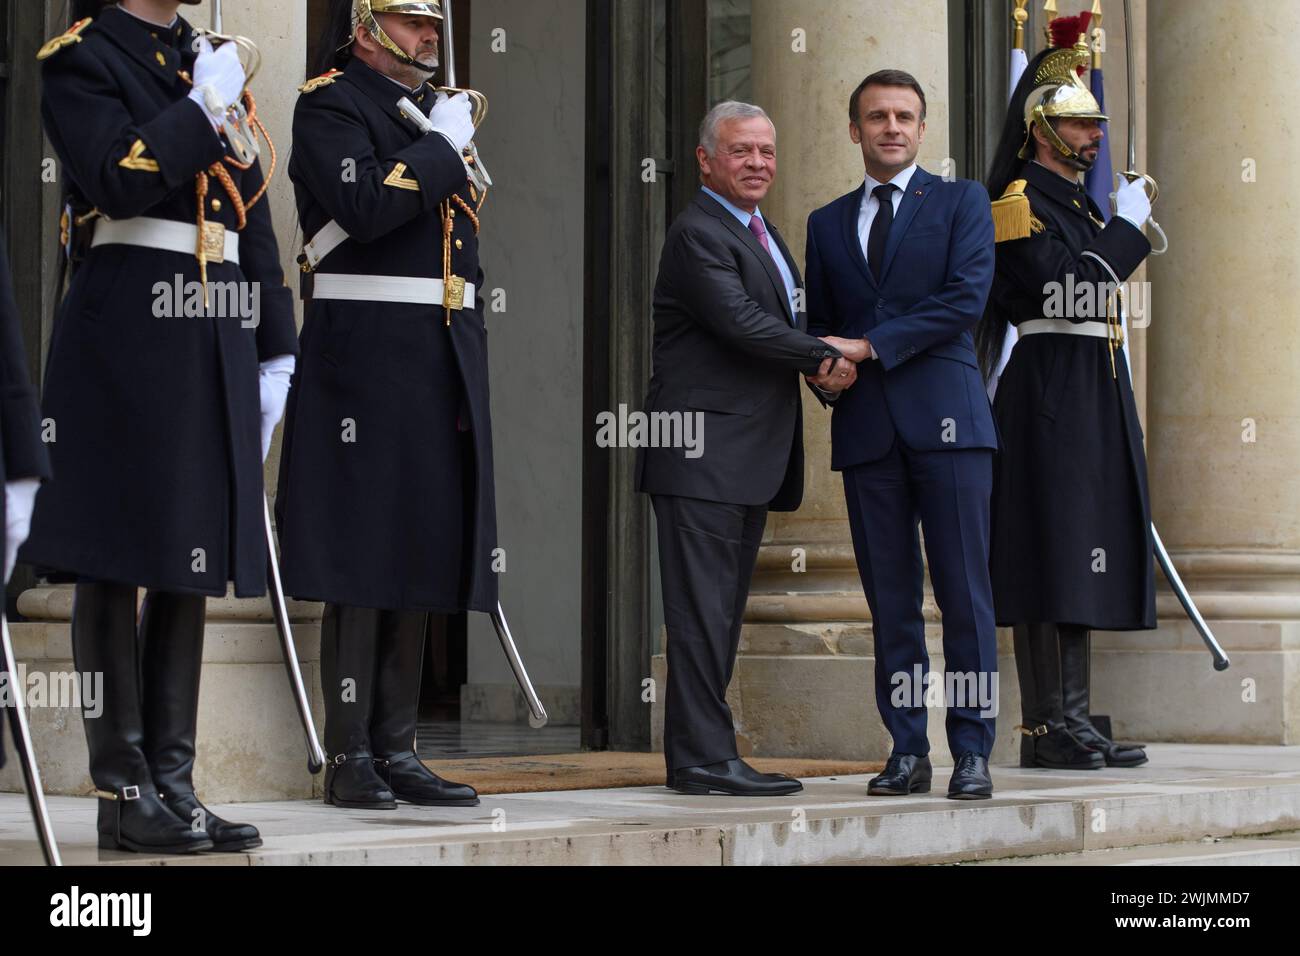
[947,752,993,800]
[670,759,803,796]
[867,753,932,795]
[164,791,262,852]
[374,751,480,806]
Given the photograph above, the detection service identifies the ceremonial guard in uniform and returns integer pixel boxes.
[1,234,53,772]
[276,0,491,809]
[978,43,1154,770]
[21,0,298,852]
[0,233,49,592]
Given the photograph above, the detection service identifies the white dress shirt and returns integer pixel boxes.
[857,163,919,270]
[815,163,920,398]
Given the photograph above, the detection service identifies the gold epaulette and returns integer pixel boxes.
[37,18,91,61]
[298,69,343,94]
[991,179,1044,243]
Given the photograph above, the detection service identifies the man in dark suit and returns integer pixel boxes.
[804,70,999,799]
[637,101,849,796]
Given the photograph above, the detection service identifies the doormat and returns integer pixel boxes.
[423,751,885,795]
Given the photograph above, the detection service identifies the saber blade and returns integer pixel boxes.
[442,0,458,89]
[264,495,326,772]
[1123,0,1137,171]
[1152,524,1230,671]
[1,613,61,865]
[489,603,548,728]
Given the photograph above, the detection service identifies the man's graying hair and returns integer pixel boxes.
[698,101,774,156]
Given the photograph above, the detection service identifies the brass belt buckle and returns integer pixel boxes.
[443,275,466,311]
[201,221,226,264]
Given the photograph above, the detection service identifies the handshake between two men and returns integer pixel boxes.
[808,335,873,394]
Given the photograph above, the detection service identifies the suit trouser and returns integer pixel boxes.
[842,439,997,758]
[652,494,767,770]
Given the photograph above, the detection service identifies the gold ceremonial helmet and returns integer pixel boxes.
[354,0,443,70]
[1017,40,1108,163]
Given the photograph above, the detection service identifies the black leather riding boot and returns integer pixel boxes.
[1059,624,1148,767]
[320,603,395,809]
[140,590,262,851]
[370,612,478,806]
[1012,622,1103,770]
[73,582,211,854]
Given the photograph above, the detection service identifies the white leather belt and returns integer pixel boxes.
[92,216,240,265]
[1017,319,1113,339]
[309,273,475,308]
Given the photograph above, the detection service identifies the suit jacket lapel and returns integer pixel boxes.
[840,183,876,290]
[879,167,934,282]
[695,192,794,324]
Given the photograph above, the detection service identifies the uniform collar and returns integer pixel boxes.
[97,5,193,80]
[345,58,434,116]
[1024,160,1095,218]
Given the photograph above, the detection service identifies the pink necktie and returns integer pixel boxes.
[748,214,773,254]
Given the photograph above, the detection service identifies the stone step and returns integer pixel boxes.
[3,745,1295,866]
[968,832,1300,866]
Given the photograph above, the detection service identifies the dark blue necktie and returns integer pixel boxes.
[867,183,897,281]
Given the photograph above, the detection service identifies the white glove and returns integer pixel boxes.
[1114,176,1152,230]
[259,354,296,462]
[428,91,475,153]
[4,478,40,584]
[188,38,246,130]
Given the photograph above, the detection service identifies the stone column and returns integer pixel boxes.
[656,1,1019,763]
[1091,0,1300,744]
[1,2,323,803]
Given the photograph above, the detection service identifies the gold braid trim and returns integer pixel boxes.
[451,194,479,234]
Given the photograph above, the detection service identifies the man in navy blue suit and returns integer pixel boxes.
[805,70,998,799]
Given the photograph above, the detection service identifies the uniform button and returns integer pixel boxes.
[211,199,222,212]
[455,239,463,250]
[155,51,166,66]
[449,209,457,218]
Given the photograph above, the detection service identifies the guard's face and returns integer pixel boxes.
[377,12,440,69]
[697,117,777,212]
[1054,117,1104,166]
[851,85,925,173]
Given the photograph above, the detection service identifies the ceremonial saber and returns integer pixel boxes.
[1117,3,1211,663]
[490,603,548,729]
[264,494,326,772]
[1152,526,1229,671]
[441,0,459,88]
[1120,0,1167,252]
[1,613,61,865]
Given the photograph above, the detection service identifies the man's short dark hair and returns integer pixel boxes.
[849,69,927,123]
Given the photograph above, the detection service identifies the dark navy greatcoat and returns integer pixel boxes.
[20,7,299,597]
[989,161,1155,630]
[275,57,498,614]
